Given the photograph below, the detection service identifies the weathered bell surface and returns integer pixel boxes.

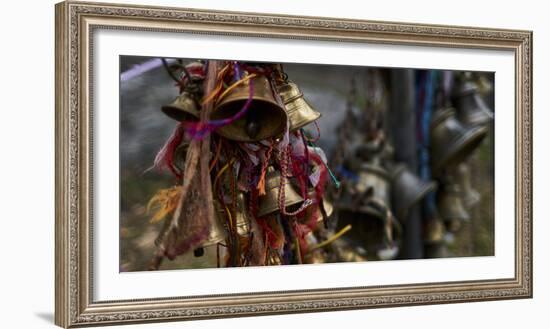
[277,81,321,131]
[161,91,200,122]
[438,183,470,231]
[257,166,304,217]
[453,80,494,127]
[211,75,288,142]
[456,163,481,209]
[390,163,437,220]
[430,107,488,174]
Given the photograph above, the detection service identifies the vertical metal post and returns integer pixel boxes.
[389,69,424,259]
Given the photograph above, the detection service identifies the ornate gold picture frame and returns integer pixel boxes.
[55,1,532,327]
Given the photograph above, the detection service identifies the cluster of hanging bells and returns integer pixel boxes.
[426,72,494,247]
[151,60,344,268]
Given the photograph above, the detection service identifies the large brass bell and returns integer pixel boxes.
[390,163,437,220]
[453,79,494,127]
[277,81,321,131]
[438,183,470,232]
[456,163,481,209]
[211,75,288,142]
[257,166,304,217]
[430,107,488,174]
[161,91,200,122]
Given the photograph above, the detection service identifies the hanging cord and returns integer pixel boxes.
[256,142,274,195]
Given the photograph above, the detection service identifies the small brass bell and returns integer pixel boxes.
[277,81,321,131]
[430,107,488,174]
[453,79,494,127]
[161,91,200,122]
[424,215,446,245]
[257,167,305,217]
[211,75,288,142]
[198,201,228,248]
[234,192,251,236]
[438,183,470,232]
[390,163,437,220]
[456,163,481,209]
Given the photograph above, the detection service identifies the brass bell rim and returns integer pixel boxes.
[286,104,321,131]
[161,92,200,122]
[432,124,488,173]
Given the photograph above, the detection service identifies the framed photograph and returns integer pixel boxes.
[55,1,532,327]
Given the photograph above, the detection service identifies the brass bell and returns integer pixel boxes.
[390,163,437,220]
[354,163,392,220]
[277,81,321,131]
[430,107,488,174]
[438,183,470,232]
[257,166,304,217]
[211,75,288,142]
[424,215,446,245]
[198,201,228,248]
[456,163,481,209]
[161,91,200,122]
[235,192,251,236]
[453,79,494,127]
